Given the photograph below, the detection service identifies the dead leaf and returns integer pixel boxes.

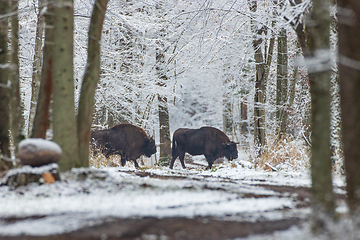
[42,172,55,184]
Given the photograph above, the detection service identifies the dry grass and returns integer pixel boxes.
[89,149,156,168]
[258,134,310,171]
[89,150,123,168]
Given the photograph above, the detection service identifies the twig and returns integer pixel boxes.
[265,163,278,172]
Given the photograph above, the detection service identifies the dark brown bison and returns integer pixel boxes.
[170,127,238,169]
[91,124,156,168]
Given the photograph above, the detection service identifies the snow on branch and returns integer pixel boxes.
[282,0,312,29]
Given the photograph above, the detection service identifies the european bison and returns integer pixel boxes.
[170,127,238,169]
[91,124,156,168]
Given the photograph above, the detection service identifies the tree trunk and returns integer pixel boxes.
[77,0,109,168]
[52,0,80,171]
[0,0,10,159]
[28,0,45,136]
[223,76,233,135]
[240,100,248,135]
[306,0,335,227]
[338,0,360,214]
[276,28,288,139]
[249,0,265,155]
[9,0,24,153]
[156,49,171,166]
[249,0,275,156]
[158,95,171,166]
[288,43,300,110]
[31,0,54,139]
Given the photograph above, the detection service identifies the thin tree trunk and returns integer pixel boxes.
[306,0,335,227]
[77,0,109,167]
[276,28,288,138]
[249,0,266,154]
[288,44,300,110]
[240,100,248,135]
[158,95,171,165]
[28,0,45,136]
[248,0,275,156]
[223,75,233,135]
[338,0,360,214]
[31,0,53,139]
[9,0,24,153]
[222,100,233,135]
[0,0,10,159]
[253,54,266,152]
[156,49,171,166]
[52,0,80,171]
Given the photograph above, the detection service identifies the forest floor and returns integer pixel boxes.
[0,156,350,240]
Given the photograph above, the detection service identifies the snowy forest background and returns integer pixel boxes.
[5,0,360,237]
[14,0,341,171]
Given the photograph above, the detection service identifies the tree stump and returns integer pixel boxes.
[0,163,60,188]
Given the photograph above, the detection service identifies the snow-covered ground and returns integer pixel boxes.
[0,157,349,239]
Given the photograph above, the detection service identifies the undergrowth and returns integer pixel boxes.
[258,134,310,171]
[89,150,154,168]
[90,151,122,168]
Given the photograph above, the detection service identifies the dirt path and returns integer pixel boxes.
[0,166,346,240]
[0,216,301,240]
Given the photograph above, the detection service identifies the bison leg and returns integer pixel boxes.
[205,154,214,170]
[170,150,186,169]
[170,152,179,169]
[179,152,186,169]
[119,152,126,166]
[121,158,126,166]
[133,160,140,168]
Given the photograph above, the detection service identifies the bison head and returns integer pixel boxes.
[223,141,238,161]
[143,137,156,157]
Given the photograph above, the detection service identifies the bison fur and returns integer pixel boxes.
[170,127,238,170]
[91,124,156,168]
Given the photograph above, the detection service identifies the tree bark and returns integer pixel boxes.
[0,0,10,159]
[77,0,109,168]
[240,100,248,135]
[156,48,171,166]
[28,0,45,136]
[52,0,80,171]
[31,0,54,139]
[249,0,265,154]
[337,0,360,214]
[288,43,300,110]
[223,75,233,135]
[9,0,24,153]
[248,0,275,156]
[276,28,288,139]
[158,95,171,166]
[306,0,335,225]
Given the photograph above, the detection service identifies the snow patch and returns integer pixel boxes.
[19,138,62,154]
